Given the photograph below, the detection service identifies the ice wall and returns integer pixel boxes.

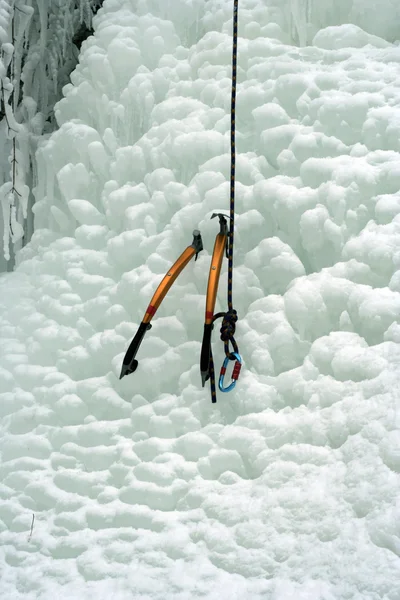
[1,1,400,599]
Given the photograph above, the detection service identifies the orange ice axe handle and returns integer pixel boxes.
[120,229,203,380]
[200,213,230,386]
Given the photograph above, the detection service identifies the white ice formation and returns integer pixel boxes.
[1,1,400,599]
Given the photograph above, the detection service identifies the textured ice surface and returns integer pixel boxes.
[288,0,400,45]
[2,1,400,599]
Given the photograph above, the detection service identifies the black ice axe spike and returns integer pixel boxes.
[119,322,151,379]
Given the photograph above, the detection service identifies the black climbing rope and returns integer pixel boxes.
[208,0,240,403]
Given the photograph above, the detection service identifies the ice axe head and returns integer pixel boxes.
[211,212,232,235]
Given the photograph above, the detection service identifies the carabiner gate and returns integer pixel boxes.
[219,352,242,393]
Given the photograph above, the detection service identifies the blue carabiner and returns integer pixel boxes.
[219,352,242,392]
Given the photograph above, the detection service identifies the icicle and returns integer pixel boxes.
[289,0,310,46]
[2,83,20,134]
[36,0,48,59]
[0,183,12,261]
[10,202,24,242]
[62,3,68,58]
[1,42,13,70]
[49,49,58,95]
[83,0,93,28]
[0,0,12,44]
[13,2,34,108]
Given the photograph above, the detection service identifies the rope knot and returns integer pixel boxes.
[220,309,237,342]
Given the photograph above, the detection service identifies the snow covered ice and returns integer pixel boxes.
[2,0,400,598]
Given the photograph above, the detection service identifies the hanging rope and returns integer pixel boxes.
[209,0,240,403]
